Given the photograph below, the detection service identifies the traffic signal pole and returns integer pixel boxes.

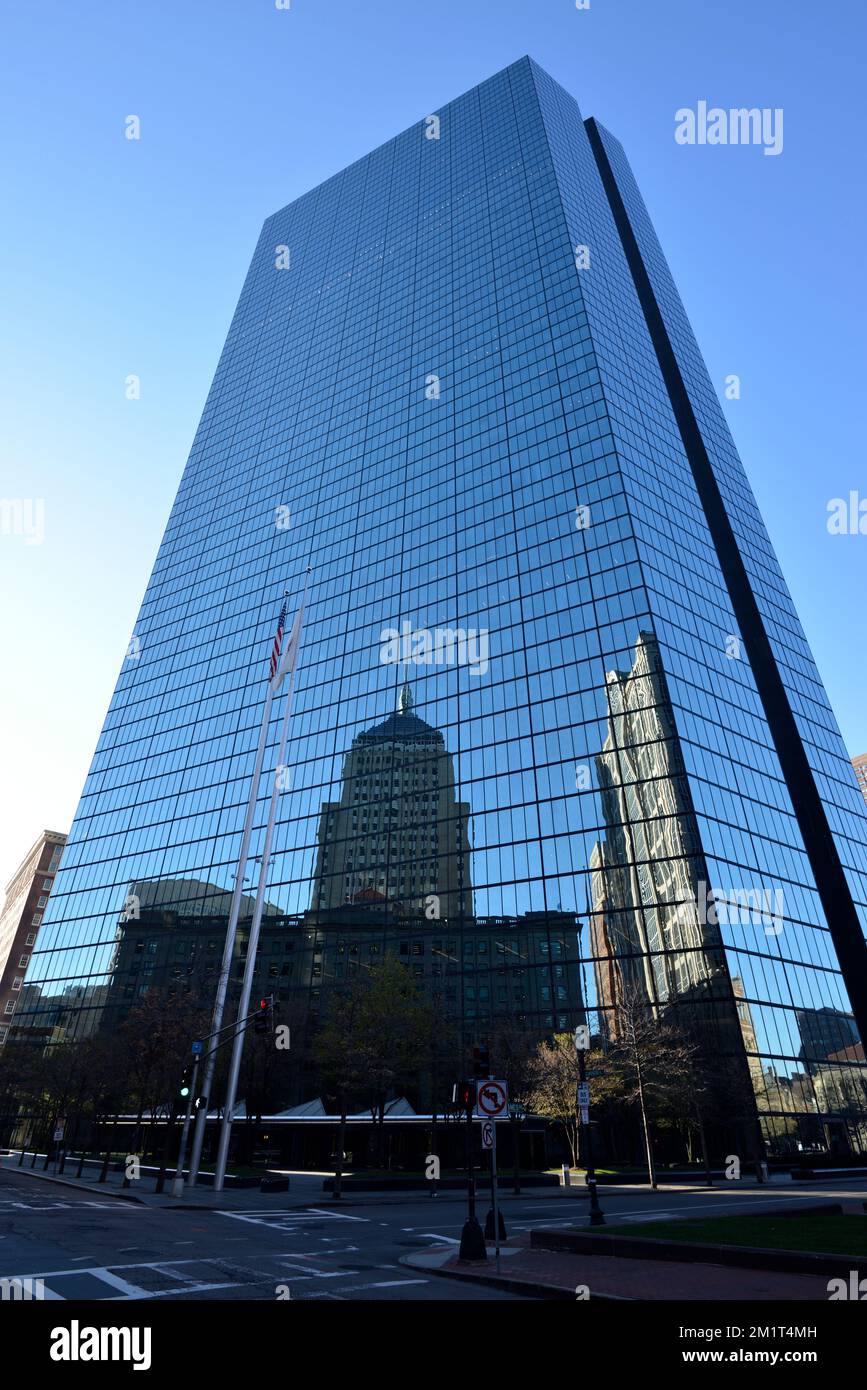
[171,1056,200,1199]
[170,1017,258,1198]
[458,1085,486,1260]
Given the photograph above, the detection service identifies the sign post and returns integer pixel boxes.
[52,1119,65,1175]
[490,1118,502,1273]
[574,1026,605,1226]
[477,1079,508,1269]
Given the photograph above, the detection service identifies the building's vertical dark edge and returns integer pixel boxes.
[584,115,867,1044]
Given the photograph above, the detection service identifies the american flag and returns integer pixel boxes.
[269,596,288,682]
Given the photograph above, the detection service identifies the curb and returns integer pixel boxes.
[2,1165,146,1205]
[400,1250,629,1301]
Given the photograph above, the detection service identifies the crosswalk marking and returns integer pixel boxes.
[216,1207,369,1230]
[0,1258,245,1301]
[0,1199,136,1213]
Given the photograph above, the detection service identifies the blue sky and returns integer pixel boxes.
[1,0,865,890]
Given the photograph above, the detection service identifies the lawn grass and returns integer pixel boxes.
[593,1213,867,1257]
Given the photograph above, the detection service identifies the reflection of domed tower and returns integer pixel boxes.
[310,683,472,919]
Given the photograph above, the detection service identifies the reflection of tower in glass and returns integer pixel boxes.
[731,975,765,1084]
[311,684,472,920]
[589,631,726,1035]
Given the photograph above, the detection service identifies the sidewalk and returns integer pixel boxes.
[403,1235,835,1300]
[3,1155,558,1210]
[3,1151,806,1213]
[2,1155,332,1209]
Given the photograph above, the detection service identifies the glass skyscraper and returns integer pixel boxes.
[17,57,867,1155]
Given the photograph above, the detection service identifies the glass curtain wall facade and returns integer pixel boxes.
[16,57,867,1154]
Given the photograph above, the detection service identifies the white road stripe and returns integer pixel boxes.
[366,1279,428,1289]
[216,1207,369,1227]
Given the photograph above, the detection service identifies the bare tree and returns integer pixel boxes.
[487,1018,538,1191]
[525,1033,582,1168]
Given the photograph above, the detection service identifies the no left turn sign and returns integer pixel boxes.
[475,1079,508,1118]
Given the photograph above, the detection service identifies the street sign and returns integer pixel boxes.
[580,1106,590,1124]
[191,1040,204,1056]
[577,1082,590,1107]
[476,1079,508,1118]
[481,1120,494,1150]
[53,1122,65,1142]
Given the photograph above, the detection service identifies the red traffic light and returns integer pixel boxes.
[453,1079,476,1109]
[254,996,273,1035]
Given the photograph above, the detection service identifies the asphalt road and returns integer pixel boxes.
[0,1167,523,1301]
[2,1166,864,1302]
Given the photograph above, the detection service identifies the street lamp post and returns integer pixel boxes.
[574,1025,605,1226]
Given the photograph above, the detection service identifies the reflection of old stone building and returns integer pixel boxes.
[586,634,762,1158]
[311,685,472,919]
[307,904,583,1034]
[852,754,867,806]
[104,879,281,1030]
[12,981,110,1048]
[727,998,867,1156]
[296,907,584,1104]
[731,975,764,1084]
[0,831,66,1047]
[815,1046,867,1151]
[589,632,728,1037]
[796,1008,867,1152]
[103,890,583,1107]
[796,1007,860,1068]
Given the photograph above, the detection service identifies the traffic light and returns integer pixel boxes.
[472,1044,490,1079]
[254,996,273,1035]
[178,1067,193,1102]
[453,1079,475,1109]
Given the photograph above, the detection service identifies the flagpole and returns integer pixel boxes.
[213,575,309,1192]
[213,663,297,1189]
[185,594,287,1190]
